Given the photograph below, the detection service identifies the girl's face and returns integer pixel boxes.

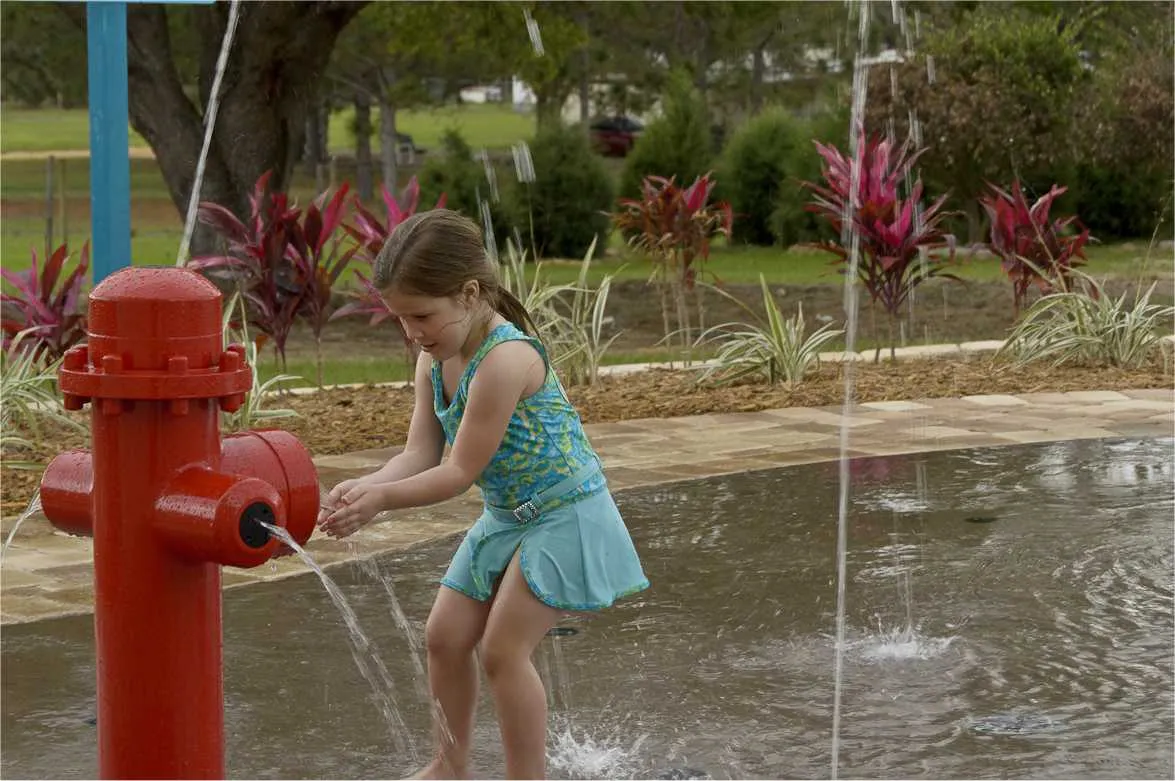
[383,287,477,361]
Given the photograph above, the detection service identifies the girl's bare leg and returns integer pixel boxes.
[411,586,492,779]
[480,550,563,780]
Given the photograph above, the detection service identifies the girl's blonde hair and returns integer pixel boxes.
[373,209,538,336]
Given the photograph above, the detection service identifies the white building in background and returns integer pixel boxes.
[511,77,537,110]
[455,80,532,109]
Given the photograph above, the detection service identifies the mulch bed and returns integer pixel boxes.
[4,356,1169,515]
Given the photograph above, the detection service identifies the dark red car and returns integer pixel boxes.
[589,115,644,157]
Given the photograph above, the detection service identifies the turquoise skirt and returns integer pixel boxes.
[440,467,649,612]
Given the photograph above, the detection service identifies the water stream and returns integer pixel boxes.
[258,521,417,760]
[830,2,873,775]
[174,0,243,267]
[1,490,44,558]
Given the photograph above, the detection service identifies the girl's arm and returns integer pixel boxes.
[322,341,544,535]
[360,352,445,483]
[320,352,444,514]
[378,340,543,510]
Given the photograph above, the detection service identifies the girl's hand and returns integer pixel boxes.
[318,478,363,528]
[321,482,390,539]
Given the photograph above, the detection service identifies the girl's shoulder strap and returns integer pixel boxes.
[464,322,550,384]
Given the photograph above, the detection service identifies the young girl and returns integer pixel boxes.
[318,209,649,780]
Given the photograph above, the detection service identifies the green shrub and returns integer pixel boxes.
[619,70,712,200]
[1073,47,1174,240]
[718,106,838,246]
[418,128,514,248]
[866,8,1086,241]
[515,122,613,259]
[771,105,848,247]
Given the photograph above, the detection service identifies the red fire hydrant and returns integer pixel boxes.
[39,267,320,780]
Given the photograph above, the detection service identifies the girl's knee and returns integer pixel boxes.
[425,611,481,659]
[425,587,491,658]
[478,633,527,681]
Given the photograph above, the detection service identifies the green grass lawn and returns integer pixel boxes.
[258,347,710,388]
[526,241,1171,286]
[0,108,150,153]
[3,107,1168,286]
[329,103,536,154]
[0,104,532,156]
[2,213,1167,287]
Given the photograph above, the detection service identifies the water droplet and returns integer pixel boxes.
[478,148,500,203]
[523,8,545,56]
[512,141,535,183]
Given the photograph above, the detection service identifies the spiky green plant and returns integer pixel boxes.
[694,275,844,386]
[556,237,621,386]
[498,238,620,386]
[998,276,1174,369]
[1,328,85,469]
[219,292,302,434]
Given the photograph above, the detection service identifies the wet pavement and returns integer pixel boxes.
[1,388,1171,626]
[3,437,1172,778]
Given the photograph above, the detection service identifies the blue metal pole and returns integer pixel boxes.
[86,1,131,284]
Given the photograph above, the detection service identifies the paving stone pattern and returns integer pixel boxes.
[1,389,1171,625]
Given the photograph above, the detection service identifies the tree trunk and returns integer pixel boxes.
[315,335,324,389]
[964,199,983,245]
[112,2,366,256]
[303,99,325,176]
[578,53,591,130]
[378,92,398,193]
[534,83,571,129]
[353,90,374,203]
[318,100,330,162]
[675,276,692,365]
[750,47,766,112]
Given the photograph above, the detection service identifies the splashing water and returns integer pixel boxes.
[259,522,417,759]
[175,0,243,267]
[548,720,648,780]
[854,623,957,663]
[479,194,498,263]
[1,490,44,558]
[356,549,462,760]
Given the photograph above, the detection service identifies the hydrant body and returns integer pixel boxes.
[39,268,319,779]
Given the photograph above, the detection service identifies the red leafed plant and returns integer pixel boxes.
[611,173,733,360]
[332,177,446,329]
[802,131,959,360]
[189,171,305,373]
[333,177,445,327]
[286,182,358,387]
[343,176,446,267]
[979,180,1090,315]
[1,241,91,364]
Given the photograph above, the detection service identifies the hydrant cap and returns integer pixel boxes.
[89,267,223,364]
[63,266,250,401]
[91,266,221,306]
